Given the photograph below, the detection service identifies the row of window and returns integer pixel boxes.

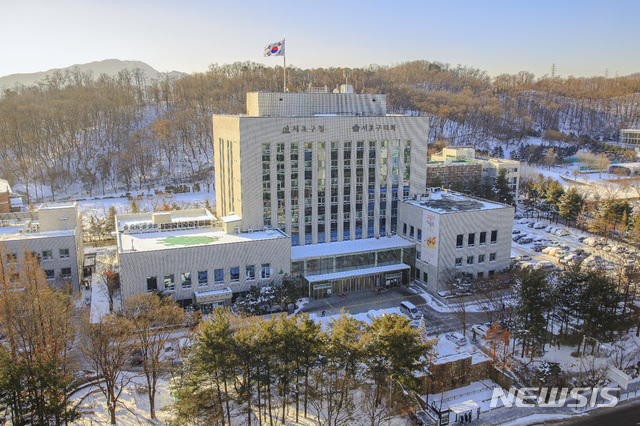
[402,223,422,241]
[456,231,497,249]
[44,268,72,280]
[6,248,70,262]
[455,253,497,266]
[146,264,272,292]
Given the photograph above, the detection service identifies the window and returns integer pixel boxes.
[490,253,496,262]
[491,230,498,244]
[403,223,407,236]
[423,272,428,283]
[6,253,16,263]
[478,254,485,264]
[246,265,255,281]
[456,234,463,249]
[410,226,414,239]
[42,250,53,260]
[467,256,474,265]
[488,270,495,277]
[415,269,420,280]
[181,272,192,289]
[198,271,208,286]
[416,250,421,260]
[261,263,271,279]
[455,257,462,267]
[45,269,55,280]
[479,231,487,246]
[59,248,70,259]
[230,267,240,283]
[417,229,422,241]
[61,268,72,279]
[468,233,475,247]
[164,275,175,291]
[147,276,157,292]
[214,269,224,284]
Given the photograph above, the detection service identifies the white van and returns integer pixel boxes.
[400,301,420,319]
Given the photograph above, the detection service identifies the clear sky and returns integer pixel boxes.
[2,0,638,79]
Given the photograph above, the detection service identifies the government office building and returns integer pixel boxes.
[115,89,514,305]
[212,88,430,296]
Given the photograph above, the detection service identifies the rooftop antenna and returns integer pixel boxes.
[344,69,350,86]
[551,63,556,78]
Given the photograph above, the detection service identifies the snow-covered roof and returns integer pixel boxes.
[291,235,414,260]
[304,263,409,282]
[119,227,288,254]
[404,191,508,214]
[221,214,241,223]
[0,179,10,193]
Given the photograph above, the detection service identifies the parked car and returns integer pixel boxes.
[517,254,532,261]
[532,245,544,252]
[512,229,521,235]
[445,332,468,346]
[471,324,489,338]
[518,237,533,244]
[533,222,546,229]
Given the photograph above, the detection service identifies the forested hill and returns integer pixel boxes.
[1,60,639,203]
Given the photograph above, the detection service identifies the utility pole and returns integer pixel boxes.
[551,64,556,78]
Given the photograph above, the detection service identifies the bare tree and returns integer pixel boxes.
[124,293,188,419]
[359,383,394,426]
[79,313,135,425]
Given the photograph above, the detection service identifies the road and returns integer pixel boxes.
[301,286,491,337]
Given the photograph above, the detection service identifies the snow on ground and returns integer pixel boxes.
[71,373,175,425]
[425,380,507,415]
[89,272,110,323]
[77,189,216,218]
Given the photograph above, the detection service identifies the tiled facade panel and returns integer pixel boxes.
[119,236,291,301]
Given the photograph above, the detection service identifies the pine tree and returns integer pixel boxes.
[558,188,584,222]
[515,268,553,359]
[495,168,513,204]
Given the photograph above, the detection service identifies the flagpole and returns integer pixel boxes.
[283,38,287,92]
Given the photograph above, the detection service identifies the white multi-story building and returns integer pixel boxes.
[398,189,514,293]
[116,209,291,312]
[211,88,429,294]
[0,203,83,288]
[213,89,429,247]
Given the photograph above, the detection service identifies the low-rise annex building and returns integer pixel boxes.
[398,188,514,293]
[116,209,291,313]
[0,203,84,289]
[429,146,520,200]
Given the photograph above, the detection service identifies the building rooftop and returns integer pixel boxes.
[118,227,289,254]
[404,190,508,214]
[291,235,414,260]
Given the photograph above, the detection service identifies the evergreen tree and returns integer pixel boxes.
[363,314,432,404]
[558,188,584,222]
[495,168,513,204]
[515,268,553,359]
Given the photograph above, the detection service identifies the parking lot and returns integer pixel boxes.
[510,216,636,272]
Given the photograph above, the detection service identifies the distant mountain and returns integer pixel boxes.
[0,59,187,89]
[628,72,640,79]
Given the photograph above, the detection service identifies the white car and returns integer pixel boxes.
[471,324,489,337]
[517,254,532,261]
[445,332,468,346]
